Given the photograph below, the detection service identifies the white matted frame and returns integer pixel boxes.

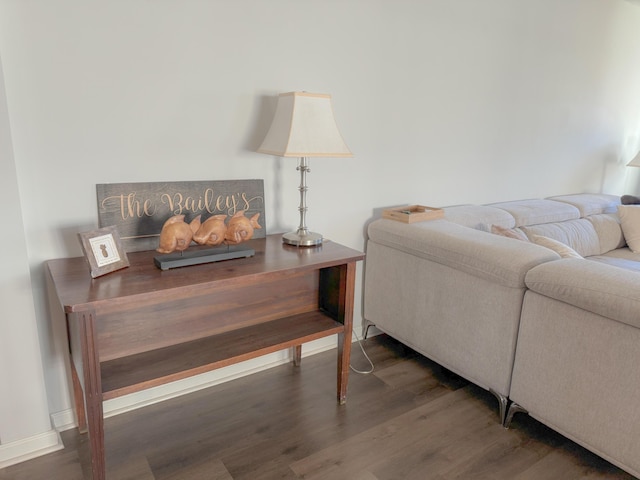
[78,225,130,278]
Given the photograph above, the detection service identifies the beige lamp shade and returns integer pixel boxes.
[628,151,640,167]
[257,92,353,158]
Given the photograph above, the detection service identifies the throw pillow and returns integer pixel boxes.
[490,224,529,242]
[529,234,583,259]
[618,204,640,253]
[621,194,640,205]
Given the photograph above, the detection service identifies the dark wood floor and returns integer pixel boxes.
[1,334,636,480]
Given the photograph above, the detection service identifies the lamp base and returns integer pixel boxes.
[282,231,323,247]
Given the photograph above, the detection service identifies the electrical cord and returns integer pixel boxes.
[349,328,375,374]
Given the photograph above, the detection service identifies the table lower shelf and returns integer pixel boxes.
[100,311,344,400]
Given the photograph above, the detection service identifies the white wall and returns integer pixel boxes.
[1,0,640,465]
[0,55,61,463]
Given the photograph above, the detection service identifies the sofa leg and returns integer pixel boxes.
[504,402,528,428]
[362,320,376,339]
[489,389,509,425]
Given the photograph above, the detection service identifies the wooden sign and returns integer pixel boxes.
[97,180,266,252]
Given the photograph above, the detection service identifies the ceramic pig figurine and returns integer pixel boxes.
[193,214,228,246]
[224,211,261,245]
[157,214,201,254]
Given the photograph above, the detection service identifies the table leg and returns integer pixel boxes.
[337,262,356,405]
[70,361,87,433]
[293,345,302,366]
[79,311,106,480]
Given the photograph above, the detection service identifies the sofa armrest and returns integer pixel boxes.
[367,218,558,288]
[525,258,640,329]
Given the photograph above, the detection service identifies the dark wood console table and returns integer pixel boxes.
[46,235,364,480]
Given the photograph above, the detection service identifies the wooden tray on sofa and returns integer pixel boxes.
[382,205,444,223]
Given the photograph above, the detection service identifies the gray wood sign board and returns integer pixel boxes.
[97,179,266,252]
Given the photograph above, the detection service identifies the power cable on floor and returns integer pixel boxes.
[349,328,375,374]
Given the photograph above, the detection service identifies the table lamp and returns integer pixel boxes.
[257,92,352,246]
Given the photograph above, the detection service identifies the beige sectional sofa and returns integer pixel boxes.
[363,193,640,478]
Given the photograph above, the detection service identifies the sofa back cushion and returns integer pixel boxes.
[618,205,640,254]
[521,219,600,257]
[588,213,625,254]
[441,195,623,257]
[528,234,583,258]
[548,193,620,216]
[521,215,624,257]
[488,199,580,227]
[442,205,515,231]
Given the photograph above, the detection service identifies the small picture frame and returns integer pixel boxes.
[78,225,130,278]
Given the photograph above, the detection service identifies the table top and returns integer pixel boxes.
[46,235,364,313]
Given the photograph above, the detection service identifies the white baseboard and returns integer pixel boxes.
[50,408,77,432]
[52,337,338,431]
[0,429,63,469]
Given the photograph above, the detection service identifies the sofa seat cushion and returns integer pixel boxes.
[525,258,640,329]
[489,199,580,227]
[587,256,640,272]
[587,247,640,272]
[521,219,600,257]
[597,246,640,261]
